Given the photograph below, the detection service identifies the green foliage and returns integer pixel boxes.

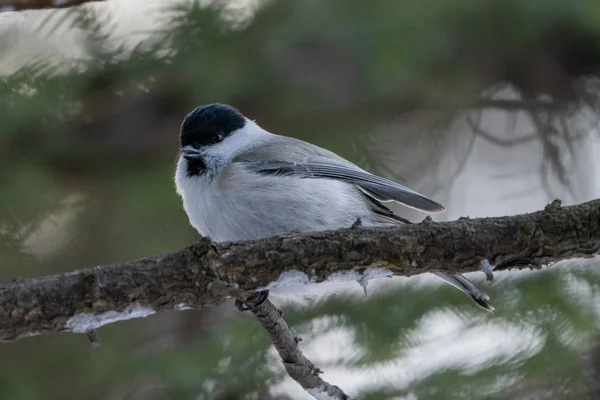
[3,265,600,399]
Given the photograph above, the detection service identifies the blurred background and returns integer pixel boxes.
[1,0,600,399]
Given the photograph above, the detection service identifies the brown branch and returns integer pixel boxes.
[250,299,350,399]
[0,0,103,13]
[1,198,599,343]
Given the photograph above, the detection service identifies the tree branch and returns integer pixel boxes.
[0,0,103,13]
[1,198,599,343]
[250,299,350,399]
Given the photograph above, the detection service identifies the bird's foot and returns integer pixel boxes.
[234,290,270,312]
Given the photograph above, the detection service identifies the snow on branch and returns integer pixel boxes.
[1,198,599,343]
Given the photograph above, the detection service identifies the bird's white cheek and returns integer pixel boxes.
[174,157,186,196]
[174,158,213,236]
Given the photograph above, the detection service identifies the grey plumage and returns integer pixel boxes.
[175,104,493,312]
[236,135,445,216]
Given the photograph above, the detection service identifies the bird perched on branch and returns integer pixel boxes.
[174,103,493,312]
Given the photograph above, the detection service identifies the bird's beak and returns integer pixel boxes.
[181,145,203,160]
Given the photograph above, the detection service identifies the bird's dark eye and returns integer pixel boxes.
[216,132,224,141]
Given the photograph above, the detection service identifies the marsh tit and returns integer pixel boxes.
[174,104,493,312]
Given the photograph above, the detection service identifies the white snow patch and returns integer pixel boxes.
[328,268,393,296]
[307,386,338,400]
[262,268,393,302]
[174,303,192,311]
[261,270,314,298]
[264,268,392,292]
[328,267,392,284]
[264,270,313,289]
[66,304,155,333]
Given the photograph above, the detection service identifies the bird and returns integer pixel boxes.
[174,103,493,312]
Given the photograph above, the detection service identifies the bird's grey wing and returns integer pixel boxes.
[234,135,493,312]
[234,136,445,214]
[238,160,445,213]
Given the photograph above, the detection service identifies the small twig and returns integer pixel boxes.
[450,111,478,178]
[466,113,538,147]
[250,299,350,400]
[0,0,103,13]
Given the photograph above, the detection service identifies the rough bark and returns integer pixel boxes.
[1,198,599,342]
[250,299,350,399]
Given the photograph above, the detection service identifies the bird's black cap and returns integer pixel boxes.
[180,103,246,148]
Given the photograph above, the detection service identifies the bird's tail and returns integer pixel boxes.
[433,272,494,312]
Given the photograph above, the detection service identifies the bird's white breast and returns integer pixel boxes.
[175,158,373,242]
[174,156,215,238]
[174,123,377,242]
